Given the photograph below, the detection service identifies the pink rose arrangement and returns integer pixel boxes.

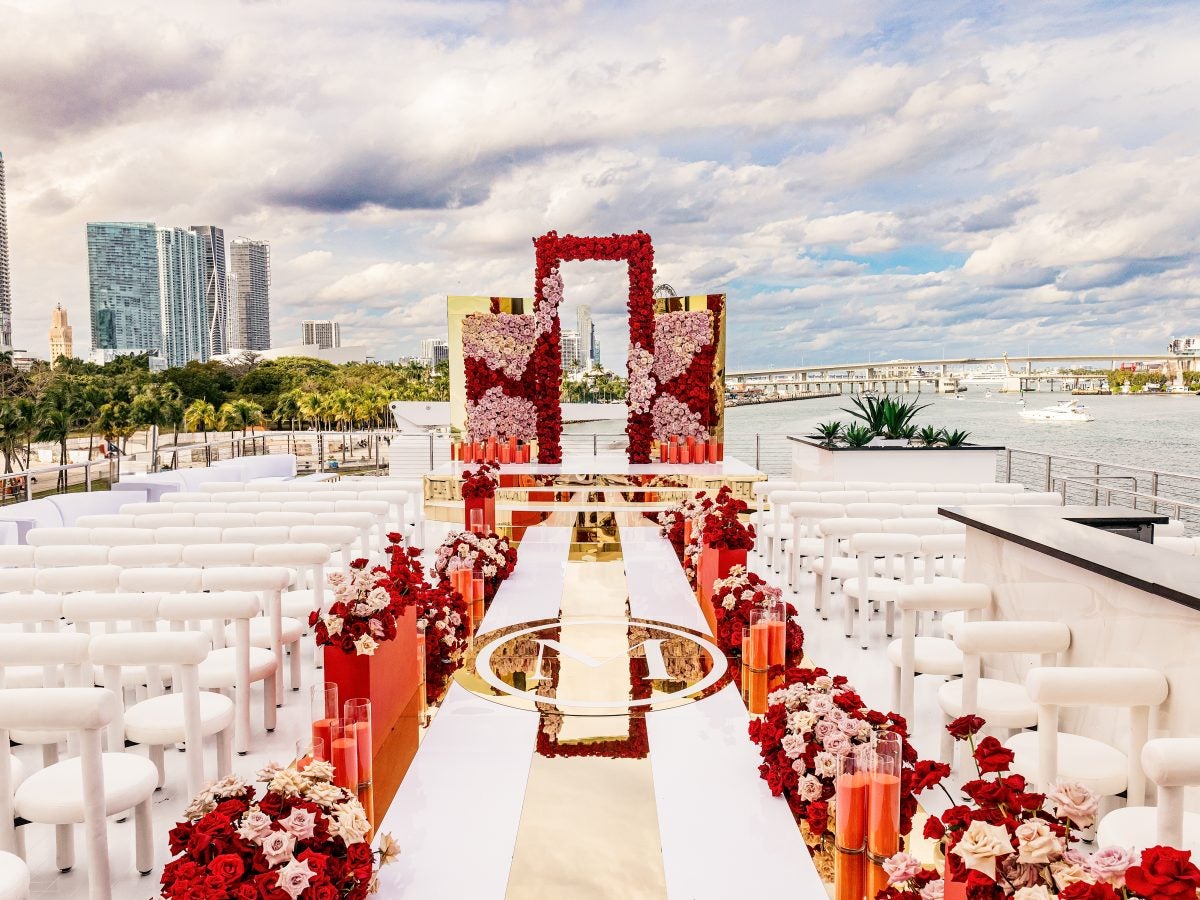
[652,310,713,383]
[466,386,538,443]
[462,313,538,380]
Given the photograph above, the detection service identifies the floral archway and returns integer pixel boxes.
[461,231,724,464]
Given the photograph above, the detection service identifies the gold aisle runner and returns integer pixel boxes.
[503,534,669,899]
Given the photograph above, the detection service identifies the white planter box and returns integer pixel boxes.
[789,436,1002,484]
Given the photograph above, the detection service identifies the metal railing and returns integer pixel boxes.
[0,457,118,505]
[1002,448,1200,531]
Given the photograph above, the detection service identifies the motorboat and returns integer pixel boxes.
[1166,384,1196,395]
[1019,399,1095,422]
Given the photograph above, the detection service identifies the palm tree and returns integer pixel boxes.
[184,399,218,441]
[298,392,324,430]
[97,401,136,454]
[273,390,301,431]
[130,383,184,470]
[36,405,74,491]
[0,400,28,481]
[218,398,265,438]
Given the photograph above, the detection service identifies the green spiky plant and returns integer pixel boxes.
[841,423,876,447]
[813,421,843,446]
[941,429,972,447]
[842,394,930,439]
[916,425,943,447]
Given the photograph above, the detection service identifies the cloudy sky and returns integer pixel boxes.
[2,0,1198,370]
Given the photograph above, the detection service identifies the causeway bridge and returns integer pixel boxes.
[725,353,1193,397]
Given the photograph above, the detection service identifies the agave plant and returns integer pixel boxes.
[916,425,943,447]
[813,421,843,446]
[841,394,888,434]
[896,424,918,442]
[842,394,930,439]
[941,429,971,447]
[841,423,876,447]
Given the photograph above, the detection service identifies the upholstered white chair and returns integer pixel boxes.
[972,492,1016,505]
[1155,520,1188,538]
[90,631,233,799]
[116,568,203,596]
[335,500,391,551]
[158,592,274,755]
[220,526,291,546]
[818,490,869,505]
[74,514,135,529]
[290,524,360,569]
[752,481,794,552]
[314,512,377,558]
[33,546,110,568]
[808,517,883,620]
[255,543,332,620]
[1154,536,1197,556]
[356,488,413,540]
[0,595,66,687]
[226,501,283,514]
[281,500,337,514]
[108,544,183,568]
[0,851,29,900]
[155,526,223,546]
[256,510,316,528]
[162,501,228,515]
[116,502,172,516]
[1096,738,1200,854]
[884,518,957,536]
[0,547,33,568]
[93,527,158,546]
[203,566,296,704]
[25,527,92,547]
[784,502,845,591]
[1006,666,1169,805]
[918,533,967,582]
[845,502,903,521]
[891,482,934,492]
[938,620,1071,765]
[866,490,919,504]
[915,492,969,506]
[180,544,256,568]
[193,512,255,528]
[1013,492,1065,506]
[842,532,920,647]
[843,481,886,491]
[0,686,158,895]
[900,504,939,519]
[200,482,250,493]
[760,490,813,569]
[60,593,162,693]
[36,566,122,596]
[890,582,990,723]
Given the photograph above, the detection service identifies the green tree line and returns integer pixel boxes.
[0,352,449,482]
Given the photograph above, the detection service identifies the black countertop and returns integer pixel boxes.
[940,504,1200,612]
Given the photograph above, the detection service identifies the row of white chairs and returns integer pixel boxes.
[885,582,1199,853]
[1155,534,1199,555]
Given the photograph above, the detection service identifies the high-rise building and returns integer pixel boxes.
[561,329,582,372]
[48,303,73,365]
[0,152,12,348]
[87,222,162,356]
[420,337,448,367]
[157,227,209,367]
[576,305,595,369]
[302,319,341,349]
[229,238,271,350]
[189,225,229,355]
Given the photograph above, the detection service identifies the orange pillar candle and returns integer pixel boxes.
[867,734,902,860]
[330,720,359,791]
[707,438,719,464]
[746,613,770,714]
[668,438,679,464]
[509,435,517,459]
[499,443,511,464]
[658,441,668,463]
[835,746,870,852]
[345,699,372,788]
[472,568,485,623]
[866,860,890,900]
[680,444,691,465]
[311,682,338,762]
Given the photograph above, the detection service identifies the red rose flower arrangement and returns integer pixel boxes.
[460,462,499,500]
[879,715,1200,900]
[309,544,422,657]
[161,763,398,900]
[709,565,804,679]
[432,530,518,604]
[409,578,472,708]
[698,487,754,551]
[747,666,924,845]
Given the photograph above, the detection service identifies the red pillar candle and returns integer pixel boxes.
[330,720,359,791]
[658,441,668,463]
[310,682,338,762]
[685,435,695,458]
[499,443,511,464]
[680,444,691,465]
[509,436,517,459]
[668,439,679,464]
[707,438,719,464]
[472,569,485,622]
[835,746,870,852]
[746,613,770,714]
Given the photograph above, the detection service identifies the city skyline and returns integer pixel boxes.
[0,151,11,348]
[1,3,1198,368]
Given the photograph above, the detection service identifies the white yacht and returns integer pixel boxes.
[1019,399,1095,423]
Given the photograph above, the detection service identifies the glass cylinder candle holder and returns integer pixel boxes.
[499,443,511,464]
[767,599,787,670]
[706,438,719,464]
[470,508,484,534]
[658,440,668,463]
[311,682,338,762]
[834,848,866,900]
[746,608,770,715]
[739,625,751,700]
[680,444,691,465]
[835,746,870,853]
[472,563,486,624]
[344,698,373,788]
[668,438,680,464]
[867,733,903,861]
[296,736,324,772]
[330,719,359,791]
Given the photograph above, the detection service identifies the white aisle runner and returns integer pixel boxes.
[375,523,826,899]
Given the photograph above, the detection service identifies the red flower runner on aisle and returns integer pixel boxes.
[161,763,399,900]
[747,666,924,845]
[409,579,472,709]
[879,715,1200,900]
[710,565,804,686]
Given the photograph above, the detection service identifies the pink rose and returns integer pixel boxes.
[883,852,924,885]
[1046,781,1099,827]
[1086,846,1137,887]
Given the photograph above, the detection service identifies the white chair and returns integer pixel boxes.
[1013,492,1065,506]
[290,524,360,569]
[0,548,33,568]
[0,571,37,597]
[1154,536,1196,556]
[194,513,256,528]
[335,499,390,551]
[226,501,282,514]
[784,502,844,591]
[36,566,122,596]
[991,482,1026,494]
[761,489,811,568]
[0,686,157,895]
[33,546,110,569]
[107,544,183,568]
[1096,738,1200,854]
[938,620,1071,764]
[867,490,918,504]
[940,482,981,493]
[116,502,172,516]
[916,492,969,506]
[901,504,939,519]
[918,533,967,582]
[257,511,316,528]
[92,528,158,547]
[845,502,902,520]
[843,481,886,491]
[90,631,233,800]
[131,513,195,529]
[163,501,228,515]
[1006,666,1169,805]
[885,518,954,536]
[819,490,870,505]
[843,532,920,647]
[314,512,376,558]
[202,567,296,705]
[0,851,29,900]
[74,515,134,529]
[26,528,91,547]
[1155,521,1187,538]
[254,544,332,620]
[155,526,222,546]
[892,482,934,492]
[809,517,882,620]
[158,592,275,755]
[0,596,66,687]
[971,492,1015,505]
[891,582,990,723]
[201,482,250,494]
[282,500,337,514]
[117,568,203,595]
[180,544,256,567]
[60,594,163,693]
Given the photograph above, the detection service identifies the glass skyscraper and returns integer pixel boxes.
[189,225,229,355]
[156,226,209,367]
[229,238,271,351]
[87,222,162,357]
[0,152,12,348]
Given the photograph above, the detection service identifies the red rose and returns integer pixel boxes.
[348,841,375,880]
[923,816,946,840]
[254,870,289,899]
[231,885,257,900]
[309,882,339,900]
[257,792,284,818]
[207,853,245,885]
[1060,883,1120,900]
[910,760,951,794]
[947,715,986,740]
[973,736,1014,774]
[1125,846,1200,898]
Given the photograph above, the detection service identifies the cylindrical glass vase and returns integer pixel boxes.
[867,733,902,861]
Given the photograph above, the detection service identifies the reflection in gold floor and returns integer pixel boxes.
[503,518,669,899]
